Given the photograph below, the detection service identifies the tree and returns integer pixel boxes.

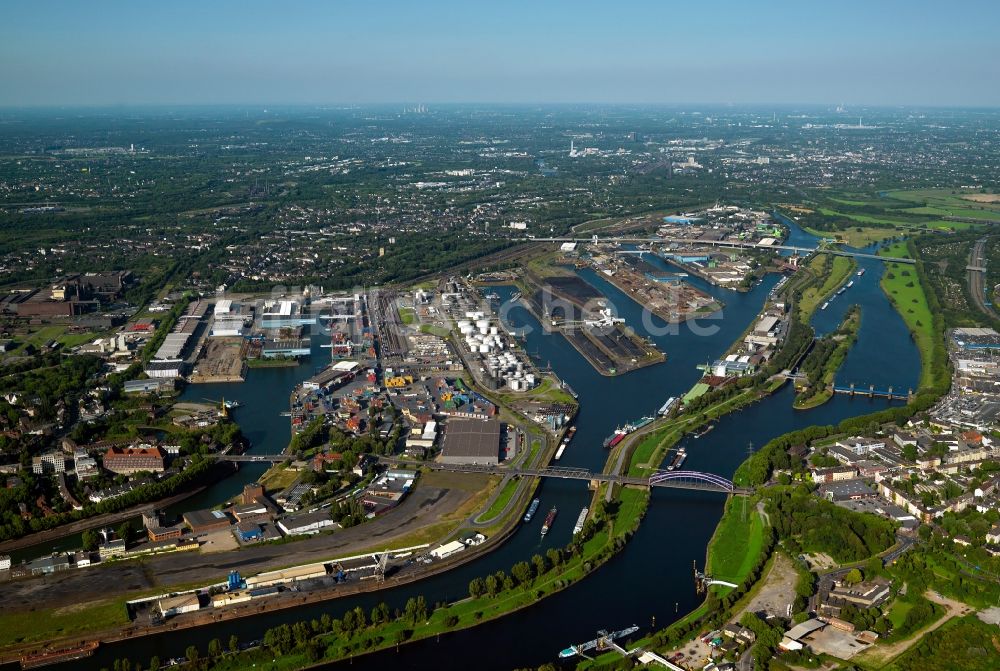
[484,574,500,597]
[82,528,100,551]
[531,553,548,578]
[468,577,486,598]
[184,646,199,664]
[148,656,160,671]
[844,568,863,585]
[207,638,222,658]
[116,522,132,544]
[228,634,239,653]
[511,561,533,585]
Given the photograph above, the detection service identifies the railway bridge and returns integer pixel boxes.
[526,235,916,264]
[215,456,750,494]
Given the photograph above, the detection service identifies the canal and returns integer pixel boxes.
[53,223,921,670]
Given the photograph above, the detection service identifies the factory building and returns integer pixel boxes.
[439,418,502,466]
[102,446,165,475]
[261,300,315,328]
[158,593,201,618]
[184,509,233,534]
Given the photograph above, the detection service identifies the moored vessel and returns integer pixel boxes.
[523,498,540,523]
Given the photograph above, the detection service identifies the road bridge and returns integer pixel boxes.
[377,457,749,495]
[527,236,916,264]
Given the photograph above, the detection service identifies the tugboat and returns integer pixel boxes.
[541,507,558,535]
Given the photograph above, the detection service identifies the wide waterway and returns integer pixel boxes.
[42,223,921,671]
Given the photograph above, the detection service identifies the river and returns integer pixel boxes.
[42,222,921,670]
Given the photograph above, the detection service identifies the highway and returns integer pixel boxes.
[967,238,997,320]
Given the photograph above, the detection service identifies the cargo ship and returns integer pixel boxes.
[559,625,640,658]
[606,433,625,449]
[21,641,99,668]
[657,396,677,417]
[524,498,540,523]
[631,415,654,432]
[554,426,576,460]
[857,268,866,277]
[541,506,558,535]
[667,447,687,471]
[561,382,579,399]
[573,507,589,535]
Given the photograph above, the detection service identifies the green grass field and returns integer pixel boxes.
[0,598,130,648]
[398,307,416,325]
[880,242,935,389]
[477,477,519,522]
[706,497,766,585]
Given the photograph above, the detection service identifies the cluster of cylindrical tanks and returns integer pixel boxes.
[457,313,537,391]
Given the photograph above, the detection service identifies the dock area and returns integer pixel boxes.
[520,269,664,376]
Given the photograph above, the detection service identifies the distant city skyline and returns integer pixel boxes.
[3,0,999,107]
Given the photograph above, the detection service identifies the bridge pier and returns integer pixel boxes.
[849,382,855,397]
[868,384,875,398]
[888,386,893,399]
[907,388,914,402]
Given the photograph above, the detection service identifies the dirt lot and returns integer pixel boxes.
[735,551,800,619]
[2,481,474,615]
[190,336,245,383]
[803,625,872,659]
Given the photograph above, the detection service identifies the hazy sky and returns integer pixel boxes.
[3,0,999,107]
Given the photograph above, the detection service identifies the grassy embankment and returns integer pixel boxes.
[880,241,936,390]
[793,305,862,410]
[246,357,298,368]
[705,497,766,590]
[797,254,857,322]
[475,476,520,523]
[204,486,649,671]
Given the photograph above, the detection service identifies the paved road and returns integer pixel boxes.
[967,238,997,320]
[0,482,471,614]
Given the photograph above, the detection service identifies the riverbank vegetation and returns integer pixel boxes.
[793,305,861,409]
[797,254,856,321]
[133,487,650,671]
